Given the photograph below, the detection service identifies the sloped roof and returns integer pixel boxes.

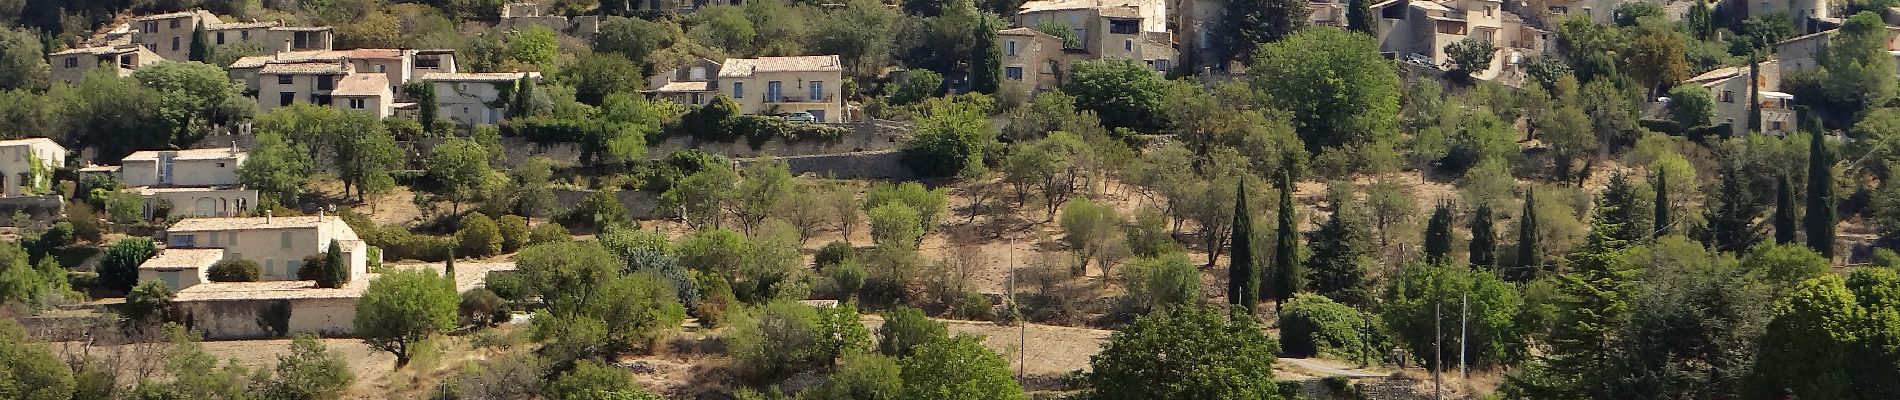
[260,62,348,75]
[229,50,347,69]
[346,48,404,60]
[48,44,143,56]
[653,81,713,92]
[138,248,225,271]
[0,138,61,148]
[998,27,1047,36]
[169,216,332,232]
[421,72,539,82]
[332,74,390,96]
[133,10,217,21]
[1018,0,1158,14]
[719,55,843,78]
[123,147,243,162]
[207,21,278,30]
[172,278,368,300]
[1683,60,1777,87]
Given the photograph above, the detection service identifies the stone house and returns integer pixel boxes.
[645,58,721,107]
[257,61,353,114]
[129,10,220,62]
[716,56,845,122]
[420,72,542,126]
[138,214,369,291]
[228,49,457,96]
[1679,61,1796,136]
[1743,0,1835,34]
[1373,0,1551,79]
[167,262,509,339]
[45,44,161,85]
[333,74,396,118]
[1014,0,1175,72]
[1776,26,1900,74]
[998,27,1068,93]
[0,138,65,198]
[623,0,740,14]
[1511,0,1624,26]
[498,2,600,37]
[119,147,257,218]
[129,10,333,62]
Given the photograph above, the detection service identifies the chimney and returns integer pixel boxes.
[318,208,324,221]
[230,140,238,155]
[265,209,273,224]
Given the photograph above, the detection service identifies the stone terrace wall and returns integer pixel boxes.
[741,150,914,180]
[0,195,65,226]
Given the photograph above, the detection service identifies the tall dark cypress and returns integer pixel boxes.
[1513,188,1541,282]
[1707,162,1761,252]
[1423,202,1453,264]
[1269,170,1301,311]
[1774,175,1798,244]
[1469,203,1497,269]
[188,21,208,62]
[1228,181,1258,314]
[1805,132,1836,259]
[1346,0,1374,35]
[1747,54,1762,134]
[319,240,347,288]
[1653,169,1670,238]
[970,18,1002,94]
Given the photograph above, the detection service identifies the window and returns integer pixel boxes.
[279,92,295,106]
[416,56,439,68]
[767,81,782,101]
[1006,66,1024,80]
[690,67,706,80]
[1719,90,1734,103]
[349,98,366,109]
[64,57,76,68]
[281,232,293,249]
[1108,19,1139,34]
[1770,120,1784,131]
[375,65,385,73]
[266,259,276,277]
[810,81,824,101]
[286,260,300,277]
[240,30,250,40]
[1007,40,1018,56]
[1485,5,1493,16]
[228,232,237,246]
[170,19,180,29]
[144,22,158,34]
[1124,39,1133,51]
[170,234,196,247]
[216,162,226,167]
[316,75,335,90]
[277,75,292,84]
[216,31,225,45]
[171,36,179,51]
[209,232,220,246]
[733,82,744,98]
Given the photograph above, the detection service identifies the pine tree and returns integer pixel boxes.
[188,21,208,62]
[1775,175,1798,244]
[1805,132,1836,259]
[508,76,539,118]
[1512,188,1541,282]
[1598,173,1648,244]
[1470,203,1498,269]
[1305,189,1374,307]
[1531,204,1638,398]
[1653,169,1670,238]
[1707,161,1761,252]
[1346,0,1374,35]
[970,18,1002,94]
[1219,0,1308,61]
[1423,202,1453,264]
[1268,170,1301,311]
[410,83,440,133]
[1228,181,1258,314]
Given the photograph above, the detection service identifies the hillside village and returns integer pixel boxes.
[5,0,1900,398]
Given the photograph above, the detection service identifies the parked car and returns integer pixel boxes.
[781,112,817,123]
[1405,53,1435,68]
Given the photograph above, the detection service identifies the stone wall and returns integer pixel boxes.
[740,150,915,180]
[0,195,65,227]
[551,188,665,220]
[646,120,911,160]
[177,297,357,339]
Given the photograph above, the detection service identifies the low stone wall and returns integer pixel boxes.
[177,297,357,339]
[742,150,915,180]
[551,188,665,220]
[0,195,65,227]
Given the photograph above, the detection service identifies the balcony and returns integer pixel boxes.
[765,94,837,104]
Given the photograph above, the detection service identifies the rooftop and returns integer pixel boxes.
[1099,6,1141,18]
[138,248,225,271]
[172,278,368,301]
[48,44,143,56]
[346,48,404,60]
[78,165,122,173]
[332,74,391,96]
[420,72,539,82]
[652,81,713,92]
[123,147,244,162]
[261,62,350,75]
[1683,60,1777,87]
[1017,0,1158,14]
[132,10,215,21]
[0,138,60,148]
[168,216,335,232]
[998,27,1047,36]
[719,55,843,78]
[136,186,250,195]
[207,21,279,30]
[270,26,332,32]
[229,50,346,69]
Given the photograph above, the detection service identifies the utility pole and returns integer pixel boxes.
[1460,293,1469,380]
[1010,245,1023,379]
[1428,301,1444,400]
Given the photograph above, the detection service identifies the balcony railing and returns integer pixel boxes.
[765,94,836,103]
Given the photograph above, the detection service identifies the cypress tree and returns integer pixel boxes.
[1469,203,1497,269]
[1268,170,1301,311]
[1228,181,1258,314]
[411,83,440,133]
[1346,0,1374,35]
[1747,53,1762,134]
[970,18,1002,94]
[1599,173,1647,243]
[1805,132,1836,259]
[445,247,457,282]
[1775,175,1797,244]
[188,21,208,62]
[1513,188,1541,282]
[1305,189,1374,307]
[1423,202,1453,264]
[319,240,347,288]
[1707,161,1761,252]
[509,76,539,118]
[1654,169,1670,238]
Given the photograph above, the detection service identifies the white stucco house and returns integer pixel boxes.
[0,138,66,198]
[137,214,369,291]
[119,147,258,218]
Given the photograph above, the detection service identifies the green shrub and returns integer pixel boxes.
[527,223,571,245]
[456,212,503,258]
[815,241,856,270]
[497,214,529,252]
[459,288,507,327]
[949,292,994,321]
[559,191,631,233]
[206,258,261,282]
[876,306,947,357]
[123,280,173,322]
[483,271,528,303]
[99,237,156,292]
[1277,293,1369,359]
[826,259,867,301]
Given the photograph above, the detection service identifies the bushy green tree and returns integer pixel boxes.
[1443,37,1496,76]
[1382,261,1523,370]
[1064,59,1168,132]
[101,237,156,292]
[506,25,559,67]
[0,319,76,400]
[206,258,261,282]
[1746,271,1900,399]
[797,352,903,400]
[353,269,457,367]
[901,100,994,177]
[1278,294,1370,359]
[123,279,174,323]
[1665,84,1715,129]
[1218,0,1307,61]
[238,130,313,204]
[1061,197,1124,278]
[545,359,662,400]
[456,212,504,258]
[133,61,251,148]
[0,26,50,91]
[1089,304,1281,400]
[876,306,947,357]
[1122,252,1204,313]
[728,300,873,380]
[1251,27,1399,158]
[258,334,355,400]
[900,334,1024,400]
[1423,202,1454,264]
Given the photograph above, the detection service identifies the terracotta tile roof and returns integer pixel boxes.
[420,72,539,82]
[49,45,143,56]
[138,248,225,271]
[269,26,332,32]
[207,21,278,30]
[346,48,404,60]
[261,62,348,75]
[229,50,347,69]
[132,10,215,21]
[718,55,843,78]
[172,279,368,300]
[332,74,390,96]
[168,216,333,232]
[123,148,243,162]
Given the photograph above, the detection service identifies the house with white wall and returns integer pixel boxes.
[119,147,257,218]
[138,214,369,291]
[257,61,353,114]
[46,44,162,85]
[1680,61,1796,136]
[1013,0,1174,72]
[0,138,65,198]
[1373,0,1551,79]
[716,56,845,122]
[421,72,542,126]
